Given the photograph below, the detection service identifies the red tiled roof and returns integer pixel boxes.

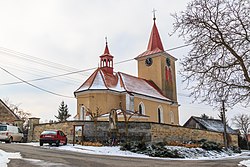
[136,20,164,59]
[74,68,171,102]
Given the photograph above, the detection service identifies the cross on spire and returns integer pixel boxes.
[105,36,108,44]
[152,8,157,21]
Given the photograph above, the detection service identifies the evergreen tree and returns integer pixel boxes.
[55,101,71,122]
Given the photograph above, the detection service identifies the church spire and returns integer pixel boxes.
[147,10,164,51]
[100,37,114,74]
[104,37,110,55]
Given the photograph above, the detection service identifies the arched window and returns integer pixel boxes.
[138,102,145,115]
[169,111,174,124]
[80,106,85,120]
[104,59,107,66]
[157,106,164,123]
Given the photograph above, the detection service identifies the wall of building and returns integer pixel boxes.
[137,53,177,101]
[138,54,163,92]
[133,97,179,125]
[76,92,122,119]
[30,121,238,147]
[0,104,18,123]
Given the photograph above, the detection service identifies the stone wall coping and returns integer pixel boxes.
[29,117,40,119]
[150,122,239,135]
[33,120,238,136]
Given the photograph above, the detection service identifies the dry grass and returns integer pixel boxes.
[166,141,200,148]
[78,141,103,147]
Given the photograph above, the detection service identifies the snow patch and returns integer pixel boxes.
[0,149,21,167]
[239,159,250,167]
[18,142,247,160]
[23,158,69,167]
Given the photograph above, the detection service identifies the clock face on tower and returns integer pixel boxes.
[145,57,153,66]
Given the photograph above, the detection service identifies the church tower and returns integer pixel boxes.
[135,15,177,102]
[100,38,114,74]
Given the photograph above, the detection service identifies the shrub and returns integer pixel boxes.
[120,142,131,151]
[201,141,222,151]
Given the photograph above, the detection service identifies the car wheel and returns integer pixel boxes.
[8,137,13,143]
[63,139,67,145]
[56,140,60,147]
[40,142,43,146]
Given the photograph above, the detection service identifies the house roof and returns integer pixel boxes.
[74,68,172,102]
[0,99,20,120]
[136,18,164,59]
[185,116,237,134]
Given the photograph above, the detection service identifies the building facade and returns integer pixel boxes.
[0,99,20,123]
[74,16,179,125]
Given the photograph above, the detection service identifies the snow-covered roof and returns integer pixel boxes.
[74,68,172,102]
[188,116,237,134]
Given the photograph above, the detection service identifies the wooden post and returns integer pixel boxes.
[222,100,228,150]
[73,125,75,146]
[81,125,84,146]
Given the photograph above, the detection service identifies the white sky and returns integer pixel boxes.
[0,0,248,125]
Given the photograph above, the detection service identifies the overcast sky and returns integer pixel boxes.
[0,0,248,125]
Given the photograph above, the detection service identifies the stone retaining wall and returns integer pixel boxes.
[151,123,238,146]
[30,121,238,146]
[32,121,151,144]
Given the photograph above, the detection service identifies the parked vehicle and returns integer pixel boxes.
[39,130,67,147]
[0,123,24,143]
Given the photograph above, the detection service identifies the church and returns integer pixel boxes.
[74,16,179,125]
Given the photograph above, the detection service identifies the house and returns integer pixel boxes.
[183,116,237,134]
[74,15,179,125]
[0,99,20,123]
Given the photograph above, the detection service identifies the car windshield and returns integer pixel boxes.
[0,126,7,131]
[41,131,57,135]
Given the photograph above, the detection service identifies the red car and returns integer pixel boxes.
[39,130,67,146]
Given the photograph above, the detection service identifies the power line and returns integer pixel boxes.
[0,63,83,85]
[0,66,74,98]
[0,43,193,98]
[0,67,96,86]
[0,47,82,74]
[0,43,192,86]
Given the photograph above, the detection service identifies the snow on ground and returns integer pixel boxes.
[20,142,249,161]
[23,142,149,158]
[239,159,250,167]
[1,142,250,166]
[0,149,21,167]
[166,146,236,159]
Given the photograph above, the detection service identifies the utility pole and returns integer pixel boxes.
[221,100,228,150]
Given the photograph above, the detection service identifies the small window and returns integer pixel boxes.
[60,131,65,136]
[138,102,145,115]
[80,106,85,120]
[18,128,22,133]
[158,106,164,123]
[0,126,7,131]
[195,123,200,129]
[170,111,174,124]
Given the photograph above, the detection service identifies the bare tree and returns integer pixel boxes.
[86,107,102,141]
[172,0,250,108]
[3,98,31,123]
[232,114,250,149]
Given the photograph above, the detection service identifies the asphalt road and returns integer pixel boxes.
[0,143,249,167]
